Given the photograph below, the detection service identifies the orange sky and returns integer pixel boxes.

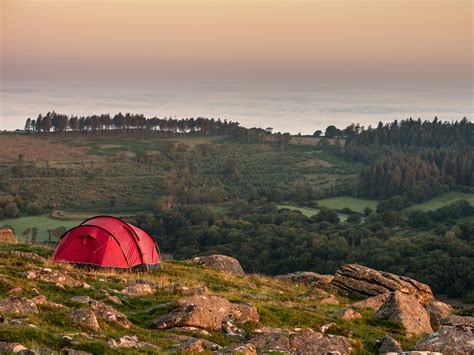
[1,0,472,83]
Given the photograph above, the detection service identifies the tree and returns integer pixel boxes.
[363,206,373,216]
[347,214,361,224]
[324,125,343,138]
[4,202,19,218]
[31,227,38,244]
[312,208,340,224]
[313,130,323,137]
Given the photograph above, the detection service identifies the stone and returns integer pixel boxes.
[412,325,474,354]
[61,349,92,355]
[338,308,362,321]
[0,297,38,315]
[218,343,257,355]
[351,293,390,310]
[70,296,93,304]
[319,295,340,305]
[107,335,157,350]
[105,295,122,305]
[275,271,334,288]
[426,301,452,329]
[152,295,232,330]
[166,334,221,352]
[222,320,246,341]
[375,291,433,335]
[289,329,353,354]
[443,314,474,327]
[248,328,291,352]
[378,334,403,353]
[188,255,245,275]
[121,280,156,297]
[331,264,434,305]
[88,300,131,329]
[320,322,337,333]
[164,283,209,296]
[0,341,28,353]
[8,287,24,296]
[31,295,65,309]
[7,251,47,263]
[229,303,260,323]
[23,268,83,288]
[69,308,100,332]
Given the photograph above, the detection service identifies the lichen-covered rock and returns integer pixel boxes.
[188,255,245,275]
[165,334,221,352]
[23,268,85,288]
[426,301,452,329]
[69,308,100,332]
[0,297,38,315]
[412,325,474,354]
[218,343,257,354]
[275,271,334,288]
[375,291,433,335]
[122,280,156,297]
[289,329,353,354]
[0,341,29,353]
[331,264,434,305]
[319,295,339,305]
[89,300,131,329]
[378,334,403,353]
[338,308,362,321]
[152,295,232,330]
[443,314,474,327]
[248,328,291,353]
[31,295,66,309]
[229,303,260,323]
[351,293,390,310]
[107,335,157,350]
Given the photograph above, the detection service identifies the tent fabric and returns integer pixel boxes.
[52,215,161,270]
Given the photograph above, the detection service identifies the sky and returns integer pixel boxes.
[0,0,472,132]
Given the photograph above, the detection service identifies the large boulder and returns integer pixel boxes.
[426,300,452,329]
[152,295,232,330]
[188,255,245,275]
[69,308,100,332]
[374,291,433,335]
[412,325,474,354]
[0,297,38,315]
[331,264,434,305]
[70,296,131,329]
[275,271,334,288]
[248,328,291,353]
[351,293,389,310]
[378,334,403,353]
[229,303,260,323]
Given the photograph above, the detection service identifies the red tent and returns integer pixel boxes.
[52,215,161,270]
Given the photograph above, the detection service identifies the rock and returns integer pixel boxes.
[70,296,93,304]
[426,301,452,329]
[275,271,334,288]
[229,303,260,323]
[319,295,340,305]
[69,308,100,332]
[222,320,246,341]
[8,287,24,296]
[218,343,257,355]
[289,329,353,354]
[0,341,29,353]
[31,295,65,309]
[88,300,131,329]
[164,283,209,296]
[375,291,433,335]
[443,314,474,327]
[331,264,434,305]
[166,334,221,352]
[23,268,83,288]
[378,334,403,353]
[248,328,291,352]
[7,251,47,263]
[152,295,232,330]
[188,255,245,275]
[412,325,474,353]
[105,295,122,305]
[338,308,362,321]
[169,326,212,336]
[107,335,157,350]
[0,297,38,315]
[351,293,390,310]
[122,280,156,297]
[320,322,337,333]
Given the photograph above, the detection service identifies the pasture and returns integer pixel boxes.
[316,196,378,213]
[277,204,348,222]
[407,191,474,212]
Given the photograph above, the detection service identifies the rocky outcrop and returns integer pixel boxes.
[31,295,66,309]
[152,295,233,330]
[0,297,38,315]
[188,255,245,275]
[70,296,131,329]
[351,293,389,310]
[121,280,156,297]
[229,303,260,323]
[378,334,403,353]
[248,328,353,354]
[23,267,86,288]
[374,291,433,335]
[275,271,334,288]
[426,300,452,329]
[331,264,434,304]
[69,308,100,332]
[338,308,362,321]
[412,325,474,354]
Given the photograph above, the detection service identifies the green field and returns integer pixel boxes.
[0,210,144,242]
[316,196,378,213]
[407,191,474,212]
[277,204,348,222]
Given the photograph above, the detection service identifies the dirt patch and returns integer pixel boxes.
[0,135,90,162]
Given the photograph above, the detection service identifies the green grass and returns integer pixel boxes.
[407,191,474,212]
[0,210,144,242]
[277,204,348,222]
[316,197,378,214]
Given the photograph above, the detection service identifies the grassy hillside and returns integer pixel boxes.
[0,242,422,354]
